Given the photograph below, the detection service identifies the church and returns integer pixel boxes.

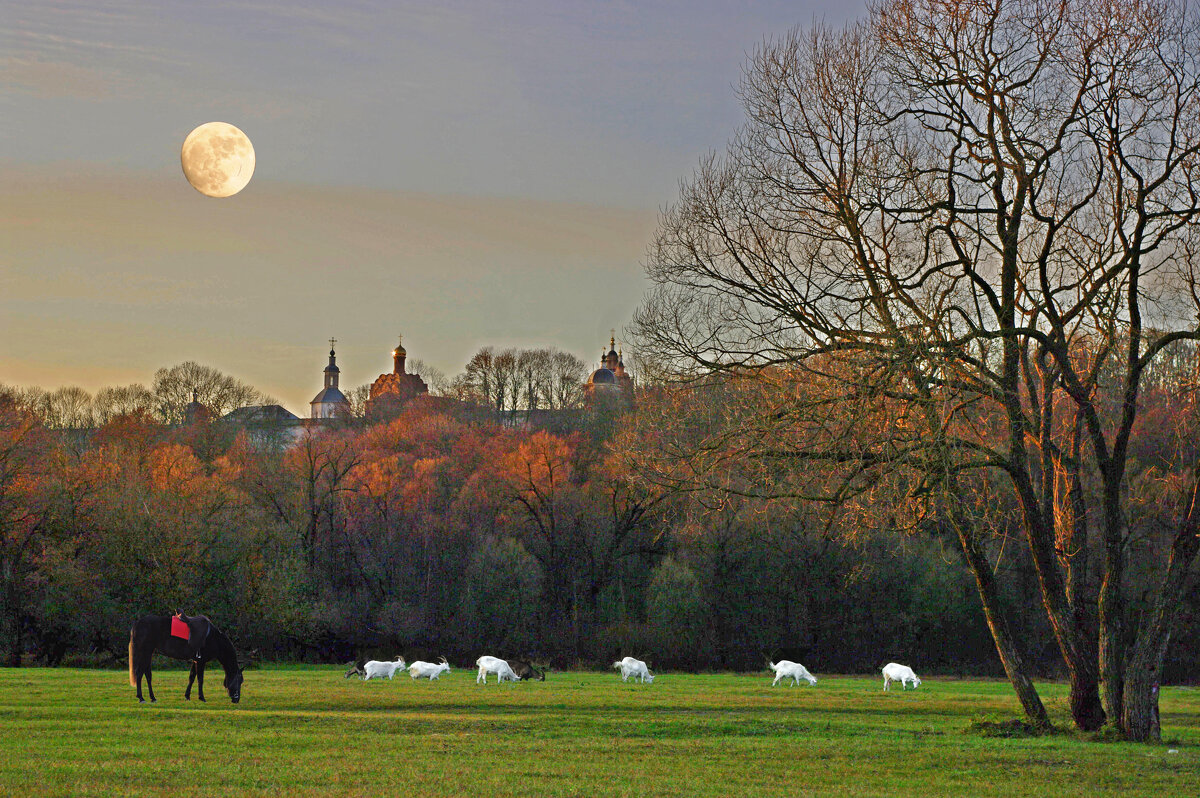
[364,337,428,419]
[309,339,351,419]
[309,334,632,420]
[298,332,637,426]
[584,335,634,407]
[308,336,429,420]
[211,333,633,447]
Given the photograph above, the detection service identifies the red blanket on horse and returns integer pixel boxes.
[170,615,189,640]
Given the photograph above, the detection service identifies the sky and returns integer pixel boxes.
[2,0,863,414]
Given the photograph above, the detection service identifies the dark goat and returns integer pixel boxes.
[344,661,365,679]
[509,659,546,681]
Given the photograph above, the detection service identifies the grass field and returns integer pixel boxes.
[0,666,1196,797]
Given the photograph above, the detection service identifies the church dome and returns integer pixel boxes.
[588,368,617,385]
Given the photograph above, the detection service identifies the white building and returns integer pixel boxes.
[309,340,351,419]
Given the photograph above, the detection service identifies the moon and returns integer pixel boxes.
[180,122,255,198]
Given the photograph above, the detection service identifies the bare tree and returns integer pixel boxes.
[543,350,587,410]
[455,347,514,418]
[632,0,1200,740]
[152,361,275,424]
[13,387,95,430]
[406,358,450,396]
[455,347,586,420]
[344,384,372,418]
[92,384,154,424]
[517,349,551,415]
[43,387,94,430]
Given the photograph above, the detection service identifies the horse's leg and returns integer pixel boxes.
[136,648,157,703]
[131,636,146,703]
[196,661,206,702]
[135,662,146,703]
[185,662,196,700]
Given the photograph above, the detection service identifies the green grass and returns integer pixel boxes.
[0,666,1196,796]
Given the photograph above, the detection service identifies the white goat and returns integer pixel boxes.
[408,657,451,680]
[881,662,921,691]
[769,660,818,687]
[612,656,655,684]
[476,655,519,684]
[361,656,406,680]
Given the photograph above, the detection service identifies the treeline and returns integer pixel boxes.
[6,347,591,431]
[7,362,276,428]
[1,366,1197,680]
[0,382,1030,674]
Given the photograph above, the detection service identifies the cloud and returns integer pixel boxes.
[1,55,115,99]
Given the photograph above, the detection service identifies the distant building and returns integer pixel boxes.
[585,335,634,407]
[365,336,428,419]
[224,404,302,425]
[183,390,213,425]
[218,331,628,441]
[222,403,305,447]
[310,341,351,419]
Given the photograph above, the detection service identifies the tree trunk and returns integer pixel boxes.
[1016,491,1107,730]
[1119,511,1200,741]
[1097,479,1127,724]
[1121,641,1165,742]
[5,571,21,668]
[953,518,1051,729]
[1066,651,1105,731]
[1061,433,1106,731]
[1002,340,1105,730]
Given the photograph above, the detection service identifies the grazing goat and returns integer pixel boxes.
[362,657,406,680]
[769,660,818,687]
[476,655,520,684]
[408,657,451,680]
[612,656,654,684]
[881,662,921,691]
[344,661,365,679]
[509,658,546,681]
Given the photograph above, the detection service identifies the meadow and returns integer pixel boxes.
[0,666,1196,797]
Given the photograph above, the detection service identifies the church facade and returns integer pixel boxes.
[584,336,634,407]
[364,337,428,419]
[309,340,351,419]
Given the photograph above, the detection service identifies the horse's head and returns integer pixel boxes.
[224,668,244,703]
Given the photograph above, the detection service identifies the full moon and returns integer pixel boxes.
[180,122,255,198]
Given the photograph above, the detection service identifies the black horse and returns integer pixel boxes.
[128,613,244,704]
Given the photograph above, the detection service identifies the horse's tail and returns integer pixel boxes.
[128,629,135,687]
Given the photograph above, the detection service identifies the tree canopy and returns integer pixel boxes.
[632,0,1200,741]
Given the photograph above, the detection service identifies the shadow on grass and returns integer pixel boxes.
[966,716,1055,738]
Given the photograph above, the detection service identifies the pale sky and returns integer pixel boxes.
[2,0,862,413]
